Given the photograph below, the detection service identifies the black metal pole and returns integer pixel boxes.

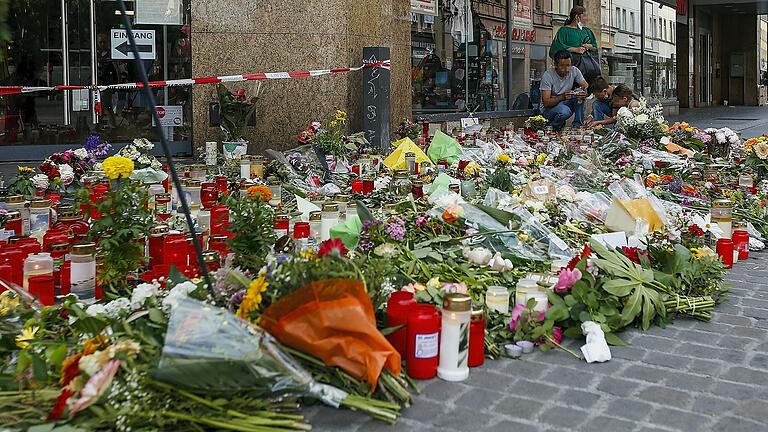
[114,0,213,293]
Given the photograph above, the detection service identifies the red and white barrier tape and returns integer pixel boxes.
[0,60,391,96]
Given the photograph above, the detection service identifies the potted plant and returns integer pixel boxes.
[216,83,261,160]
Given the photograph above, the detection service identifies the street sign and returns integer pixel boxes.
[111,29,156,60]
[153,105,183,127]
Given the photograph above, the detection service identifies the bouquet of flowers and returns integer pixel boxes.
[525,115,548,132]
[666,122,704,150]
[216,83,261,142]
[117,138,163,172]
[744,134,768,176]
[616,99,665,141]
[703,127,740,158]
[392,118,421,140]
[297,110,358,160]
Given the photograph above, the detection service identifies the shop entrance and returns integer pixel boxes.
[0,0,191,160]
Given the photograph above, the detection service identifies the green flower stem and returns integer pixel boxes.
[545,335,583,360]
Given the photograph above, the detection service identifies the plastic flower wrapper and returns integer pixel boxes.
[129,167,169,184]
[154,297,348,408]
[428,188,544,261]
[427,130,463,164]
[329,215,363,249]
[482,188,572,260]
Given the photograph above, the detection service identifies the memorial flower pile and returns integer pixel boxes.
[0,101,765,428]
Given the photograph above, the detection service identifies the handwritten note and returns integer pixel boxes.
[362,47,391,152]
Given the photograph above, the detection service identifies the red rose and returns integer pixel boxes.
[621,246,641,264]
[317,238,347,258]
[688,225,705,237]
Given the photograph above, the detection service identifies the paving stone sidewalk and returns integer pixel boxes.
[305,252,768,432]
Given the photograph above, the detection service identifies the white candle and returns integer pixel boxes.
[438,293,471,382]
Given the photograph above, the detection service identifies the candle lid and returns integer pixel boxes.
[449,184,461,193]
[202,251,220,263]
[393,170,408,179]
[442,293,471,312]
[334,194,350,203]
[487,285,508,295]
[404,152,416,158]
[72,243,96,255]
[712,199,732,208]
[150,225,170,236]
[185,179,202,187]
[155,193,171,200]
[210,235,229,242]
[5,211,20,221]
[516,278,538,289]
[50,243,70,253]
[30,199,50,209]
[322,203,339,212]
[5,195,24,204]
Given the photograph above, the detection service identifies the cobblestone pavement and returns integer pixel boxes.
[668,106,768,138]
[306,252,768,432]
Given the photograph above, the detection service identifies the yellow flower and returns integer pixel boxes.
[16,326,39,349]
[661,124,670,132]
[17,166,35,174]
[518,232,530,243]
[299,248,316,260]
[464,161,481,176]
[334,110,347,124]
[536,153,547,164]
[646,173,660,185]
[426,277,441,290]
[0,292,20,316]
[691,246,716,260]
[237,274,269,319]
[101,155,135,180]
[497,154,512,163]
[684,127,693,133]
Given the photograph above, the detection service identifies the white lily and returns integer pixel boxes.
[690,213,725,238]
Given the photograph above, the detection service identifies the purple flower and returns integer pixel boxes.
[508,303,545,332]
[227,290,246,312]
[415,214,429,228]
[554,268,582,293]
[385,217,406,241]
[84,134,112,159]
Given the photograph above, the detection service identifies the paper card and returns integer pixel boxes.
[591,232,628,249]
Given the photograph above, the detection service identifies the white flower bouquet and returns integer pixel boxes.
[616,99,666,142]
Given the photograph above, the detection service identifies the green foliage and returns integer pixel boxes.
[6,172,35,197]
[216,84,259,142]
[82,180,154,296]
[225,194,276,273]
[487,167,513,192]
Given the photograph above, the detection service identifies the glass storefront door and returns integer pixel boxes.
[0,0,192,160]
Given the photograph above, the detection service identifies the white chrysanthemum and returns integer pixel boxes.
[130,283,158,309]
[31,173,49,190]
[59,164,75,185]
[74,148,89,160]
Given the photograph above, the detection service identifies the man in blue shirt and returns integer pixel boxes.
[539,50,590,130]
[590,76,613,121]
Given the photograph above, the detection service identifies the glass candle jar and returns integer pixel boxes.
[268,178,282,207]
[514,278,539,307]
[438,293,471,382]
[351,178,363,194]
[251,156,265,179]
[485,285,510,314]
[23,252,54,291]
[320,203,339,242]
[468,309,485,368]
[148,225,169,268]
[215,176,229,194]
[362,177,375,194]
[155,193,172,221]
[716,238,734,268]
[147,183,165,212]
[334,194,349,215]
[208,235,230,261]
[391,170,412,197]
[733,228,750,261]
[273,214,290,239]
[28,275,55,306]
[386,291,417,358]
[4,211,22,236]
[5,195,29,235]
[293,221,311,253]
[29,199,51,238]
[405,152,417,175]
[448,184,461,194]
[711,199,733,239]
[182,179,202,211]
[411,180,425,199]
[200,182,218,210]
[70,243,96,303]
[0,249,24,285]
[189,164,207,181]
[205,141,218,166]
[309,211,322,242]
[240,156,252,180]
[406,304,441,380]
[210,204,230,236]
[53,208,89,241]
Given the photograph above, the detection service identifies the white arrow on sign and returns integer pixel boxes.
[110,29,156,60]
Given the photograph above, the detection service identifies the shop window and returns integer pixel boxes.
[0,0,192,154]
[411,1,508,114]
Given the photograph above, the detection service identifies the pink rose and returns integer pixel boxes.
[554,268,582,293]
[552,327,563,345]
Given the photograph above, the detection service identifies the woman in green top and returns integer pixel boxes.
[549,5,598,58]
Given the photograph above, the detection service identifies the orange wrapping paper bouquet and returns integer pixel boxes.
[260,278,401,389]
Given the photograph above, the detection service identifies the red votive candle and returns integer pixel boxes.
[351,178,364,194]
[732,230,750,261]
[468,310,486,368]
[28,275,55,305]
[406,304,441,380]
[716,238,734,268]
[386,291,417,358]
[362,178,375,194]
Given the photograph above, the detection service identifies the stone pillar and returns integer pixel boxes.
[190,0,411,153]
